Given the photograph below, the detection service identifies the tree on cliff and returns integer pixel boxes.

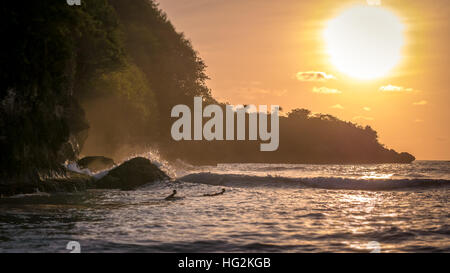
[0,0,123,179]
[79,0,214,158]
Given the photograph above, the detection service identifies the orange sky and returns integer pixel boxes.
[157,0,449,160]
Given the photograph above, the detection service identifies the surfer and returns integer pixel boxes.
[203,188,226,197]
[165,189,177,200]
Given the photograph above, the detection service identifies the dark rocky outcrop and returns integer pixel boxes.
[0,157,168,196]
[38,171,95,193]
[0,171,95,197]
[94,157,169,190]
[77,156,116,172]
[0,0,124,182]
[397,152,416,164]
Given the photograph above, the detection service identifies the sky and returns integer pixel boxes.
[156,0,449,160]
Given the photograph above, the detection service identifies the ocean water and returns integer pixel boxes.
[0,160,448,253]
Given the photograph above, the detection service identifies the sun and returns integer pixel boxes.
[324,5,405,80]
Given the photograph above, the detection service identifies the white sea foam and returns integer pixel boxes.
[180,172,450,191]
[64,161,93,176]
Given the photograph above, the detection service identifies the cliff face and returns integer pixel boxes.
[0,0,123,181]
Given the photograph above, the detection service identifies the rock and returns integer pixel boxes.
[77,156,115,172]
[38,171,95,192]
[94,157,169,190]
[0,157,169,196]
[398,152,415,163]
[0,171,95,197]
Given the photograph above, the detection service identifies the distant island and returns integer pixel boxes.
[1,0,414,187]
[160,107,415,165]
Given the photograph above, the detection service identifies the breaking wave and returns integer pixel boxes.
[179,172,450,191]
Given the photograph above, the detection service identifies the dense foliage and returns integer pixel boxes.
[0,0,123,179]
[161,107,415,164]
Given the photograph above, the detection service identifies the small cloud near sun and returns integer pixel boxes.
[353,116,374,121]
[367,0,381,6]
[413,100,428,106]
[363,107,371,111]
[331,104,344,109]
[296,71,336,82]
[312,87,341,94]
[379,84,414,92]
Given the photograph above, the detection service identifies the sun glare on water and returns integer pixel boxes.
[324,5,405,80]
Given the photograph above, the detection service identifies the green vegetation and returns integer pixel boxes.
[109,0,213,132]
[80,61,159,158]
[0,0,123,180]
[161,107,415,164]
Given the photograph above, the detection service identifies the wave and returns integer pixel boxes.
[179,173,450,191]
[255,166,306,171]
[63,149,178,180]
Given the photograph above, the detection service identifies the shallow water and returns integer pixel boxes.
[0,161,448,252]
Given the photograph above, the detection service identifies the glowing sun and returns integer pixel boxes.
[324,5,405,80]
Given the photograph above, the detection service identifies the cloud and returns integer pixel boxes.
[331,104,344,109]
[296,71,336,82]
[240,87,287,97]
[414,119,424,123]
[353,116,374,121]
[215,83,289,104]
[222,86,288,101]
[367,0,381,6]
[312,87,342,94]
[412,100,427,106]
[363,107,371,111]
[379,84,414,92]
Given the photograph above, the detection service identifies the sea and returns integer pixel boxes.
[0,157,448,253]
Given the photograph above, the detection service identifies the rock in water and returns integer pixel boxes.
[0,171,95,196]
[398,152,415,163]
[40,171,95,192]
[95,157,169,190]
[77,156,116,172]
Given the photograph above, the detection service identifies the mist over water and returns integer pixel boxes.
[0,161,448,252]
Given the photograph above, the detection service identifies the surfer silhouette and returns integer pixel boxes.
[203,188,226,197]
[165,190,177,200]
